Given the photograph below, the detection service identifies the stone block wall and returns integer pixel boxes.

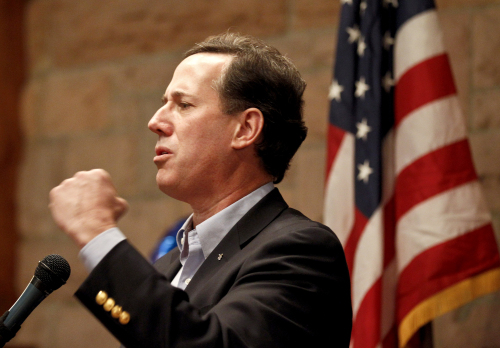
[9,0,500,347]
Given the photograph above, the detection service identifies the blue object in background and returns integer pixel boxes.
[150,217,187,263]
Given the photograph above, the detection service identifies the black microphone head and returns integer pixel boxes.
[34,254,71,292]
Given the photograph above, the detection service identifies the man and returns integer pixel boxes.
[49,33,352,347]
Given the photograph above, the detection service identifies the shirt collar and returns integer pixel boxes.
[176,182,274,259]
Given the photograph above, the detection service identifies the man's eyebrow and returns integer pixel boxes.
[162,91,192,104]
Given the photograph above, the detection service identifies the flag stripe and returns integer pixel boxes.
[344,208,369,277]
[394,96,466,174]
[395,139,478,221]
[352,278,382,348]
[323,131,355,246]
[397,181,493,271]
[326,124,347,177]
[395,54,457,127]
[397,223,500,321]
[352,209,383,314]
[394,10,445,81]
[396,0,435,31]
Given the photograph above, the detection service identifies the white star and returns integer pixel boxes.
[329,79,344,102]
[346,25,361,44]
[383,0,399,7]
[382,72,394,93]
[357,36,367,56]
[355,77,370,98]
[357,160,373,183]
[360,0,367,15]
[341,0,353,5]
[356,118,372,140]
[383,31,395,50]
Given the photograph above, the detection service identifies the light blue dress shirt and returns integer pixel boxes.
[79,182,274,289]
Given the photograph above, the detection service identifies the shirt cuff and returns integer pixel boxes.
[78,227,127,272]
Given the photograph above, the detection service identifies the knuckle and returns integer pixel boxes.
[93,168,110,179]
[74,171,87,178]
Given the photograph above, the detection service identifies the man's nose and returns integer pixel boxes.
[148,107,173,137]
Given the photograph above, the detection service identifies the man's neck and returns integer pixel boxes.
[190,178,273,228]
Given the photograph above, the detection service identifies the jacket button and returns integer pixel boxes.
[103,298,115,312]
[95,291,108,305]
[119,311,130,325]
[111,305,123,319]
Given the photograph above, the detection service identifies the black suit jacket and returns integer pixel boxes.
[75,189,352,347]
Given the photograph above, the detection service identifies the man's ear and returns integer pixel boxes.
[231,108,264,150]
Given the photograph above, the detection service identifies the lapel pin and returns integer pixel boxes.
[218,253,223,261]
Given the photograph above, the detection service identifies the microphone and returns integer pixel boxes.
[0,254,71,347]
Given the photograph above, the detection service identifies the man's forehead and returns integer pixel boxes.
[178,53,232,74]
[164,53,232,96]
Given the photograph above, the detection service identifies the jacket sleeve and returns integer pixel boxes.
[75,224,352,348]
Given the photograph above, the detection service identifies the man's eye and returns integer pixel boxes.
[180,102,191,109]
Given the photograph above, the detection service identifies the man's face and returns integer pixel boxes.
[148,53,238,203]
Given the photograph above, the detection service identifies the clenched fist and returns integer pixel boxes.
[49,169,128,248]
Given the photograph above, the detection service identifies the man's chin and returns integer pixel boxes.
[156,176,184,200]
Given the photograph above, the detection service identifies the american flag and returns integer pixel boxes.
[324,0,500,347]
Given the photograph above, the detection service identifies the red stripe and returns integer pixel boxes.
[352,279,382,348]
[395,54,457,127]
[326,124,346,180]
[344,208,368,276]
[397,223,500,322]
[395,139,478,221]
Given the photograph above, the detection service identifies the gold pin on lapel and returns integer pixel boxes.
[218,253,223,261]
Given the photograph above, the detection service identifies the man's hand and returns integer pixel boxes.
[49,169,129,248]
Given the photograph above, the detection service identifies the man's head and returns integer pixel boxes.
[185,33,308,184]
[149,53,239,202]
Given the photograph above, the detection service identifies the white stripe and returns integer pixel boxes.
[395,9,445,81]
[395,96,467,174]
[323,132,355,246]
[397,181,492,271]
[352,208,384,316]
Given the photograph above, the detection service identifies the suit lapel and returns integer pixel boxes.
[184,188,288,295]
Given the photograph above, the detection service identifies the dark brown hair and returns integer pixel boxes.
[185,33,308,184]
